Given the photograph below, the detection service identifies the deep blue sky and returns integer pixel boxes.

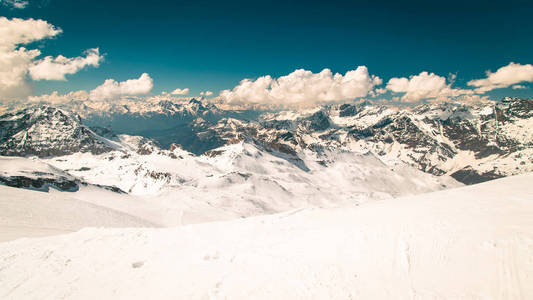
[2,0,533,98]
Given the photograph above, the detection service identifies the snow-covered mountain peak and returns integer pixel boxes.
[1,98,532,187]
[0,105,119,157]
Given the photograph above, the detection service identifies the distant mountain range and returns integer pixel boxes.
[1,97,532,189]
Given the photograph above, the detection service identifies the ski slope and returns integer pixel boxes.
[1,173,532,299]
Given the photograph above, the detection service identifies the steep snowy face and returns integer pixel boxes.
[0,106,117,157]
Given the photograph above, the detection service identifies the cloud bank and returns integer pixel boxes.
[20,74,156,105]
[219,67,382,107]
[89,73,154,101]
[218,62,532,106]
[386,71,473,103]
[0,17,528,108]
[467,62,533,93]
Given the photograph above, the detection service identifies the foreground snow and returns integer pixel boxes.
[1,173,532,299]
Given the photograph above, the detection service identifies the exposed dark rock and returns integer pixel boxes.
[204,149,225,157]
[0,175,78,192]
[339,104,358,117]
[450,168,504,185]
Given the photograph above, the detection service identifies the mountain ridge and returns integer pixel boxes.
[1,97,532,185]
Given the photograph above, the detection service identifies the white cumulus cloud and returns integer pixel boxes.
[386,71,473,102]
[219,66,382,107]
[0,17,61,99]
[170,88,189,95]
[0,17,102,101]
[200,91,213,96]
[89,73,154,101]
[29,48,103,81]
[0,17,62,50]
[0,47,40,99]
[467,62,533,93]
[512,85,528,90]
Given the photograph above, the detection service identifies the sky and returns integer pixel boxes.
[1,0,533,107]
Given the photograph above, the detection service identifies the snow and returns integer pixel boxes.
[330,105,395,128]
[262,107,321,121]
[33,141,460,219]
[0,185,156,242]
[1,173,532,299]
[479,105,494,116]
[0,140,460,242]
[0,156,72,180]
[500,117,533,145]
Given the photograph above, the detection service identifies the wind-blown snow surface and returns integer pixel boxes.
[1,174,532,299]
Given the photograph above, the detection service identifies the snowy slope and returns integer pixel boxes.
[39,141,460,219]
[0,140,460,242]
[41,141,460,199]
[0,185,157,242]
[1,173,532,299]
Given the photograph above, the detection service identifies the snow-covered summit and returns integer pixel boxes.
[0,106,118,157]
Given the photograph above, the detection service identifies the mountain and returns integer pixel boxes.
[0,134,462,241]
[165,98,533,184]
[51,98,263,150]
[1,173,532,299]
[0,99,531,296]
[1,98,532,187]
[75,98,260,138]
[2,97,532,186]
[0,104,461,229]
[0,106,118,157]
